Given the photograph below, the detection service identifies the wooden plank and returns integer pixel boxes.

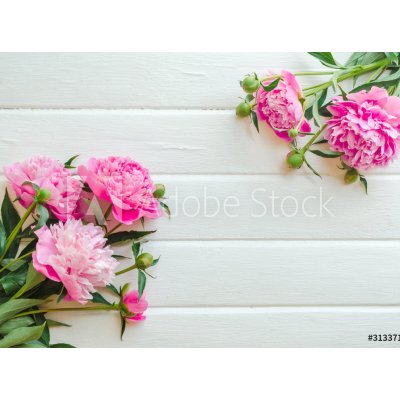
[1,174,399,239]
[48,307,400,347]
[110,240,400,307]
[1,109,399,175]
[0,53,349,108]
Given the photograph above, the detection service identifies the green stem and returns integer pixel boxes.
[106,222,122,236]
[300,124,327,154]
[116,263,137,276]
[0,251,34,274]
[104,204,113,221]
[303,59,391,97]
[260,71,335,81]
[14,305,117,318]
[0,201,37,262]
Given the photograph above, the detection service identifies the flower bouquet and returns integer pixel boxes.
[0,155,169,347]
[236,52,400,192]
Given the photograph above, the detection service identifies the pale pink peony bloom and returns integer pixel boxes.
[257,70,311,141]
[123,290,148,322]
[32,219,117,304]
[326,86,400,170]
[4,156,83,221]
[78,156,161,225]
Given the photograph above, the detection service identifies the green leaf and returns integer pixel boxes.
[260,78,280,92]
[308,52,340,68]
[64,154,80,169]
[160,201,171,218]
[106,230,156,245]
[0,316,34,335]
[351,69,400,93]
[12,264,46,299]
[120,313,126,340]
[132,242,141,260]
[0,298,45,325]
[1,258,28,272]
[33,312,49,346]
[19,238,38,257]
[309,149,343,158]
[250,110,259,133]
[1,189,21,258]
[345,52,366,67]
[34,204,49,231]
[304,158,322,179]
[0,268,27,295]
[385,52,399,64]
[0,323,46,348]
[46,319,71,328]
[305,89,327,121]
[312,94,322,127]
[360,176,368,194]
[107,283,120,296]
[138,270,146,302]
[0,220,6,255]
[91,292,111,306]
[50,343,75,348]
[151,256,161,267]
[17,340,48,348]
[338,85,348,100]
[245,94,254,102]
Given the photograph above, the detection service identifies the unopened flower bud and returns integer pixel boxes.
[288,128,299,138]
[344,169,359,184]
[242,76,260,94]
[286,151,304,169]
[153,183,166,199]
[136,253,153,269]
[35,188,52,203]
[235,102,251,117]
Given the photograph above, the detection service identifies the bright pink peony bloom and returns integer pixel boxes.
[32,219,117,304]
[78,156,161,225]
[123,290,148,322]
[4,156,83,221]
[257,70,311,141]
[326,86,400,170]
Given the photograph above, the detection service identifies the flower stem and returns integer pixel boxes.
[106,222,122,236]
[104,204,113,221]
[14,305,117,318]
[300,124,327,155]
[116,263,137,276]
[0,251,34,274]
[260,71,335,81]
[303,59,391,97]
[0,201,37,263]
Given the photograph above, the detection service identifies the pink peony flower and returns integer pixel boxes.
[326,86,400,170]
[78,156,161,225]
[123,290,148,322]
[32,219,117,304]
[257,70,311,141]
[4,156,83,221]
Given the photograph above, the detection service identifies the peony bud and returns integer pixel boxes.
[136,253,153,269]
[286,151,304,169]
[344,169,359,184]
[35,188,52,203]
[242,76,260,94]
[288,128,299,138]
[235,102,251,117]
[153,183,166,199]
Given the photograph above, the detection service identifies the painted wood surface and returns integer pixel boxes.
[0,52,398,347]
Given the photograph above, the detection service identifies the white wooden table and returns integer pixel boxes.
[1,53,399,347]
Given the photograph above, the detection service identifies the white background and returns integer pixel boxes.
[1,52,400,347]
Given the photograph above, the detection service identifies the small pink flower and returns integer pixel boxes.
[123,290,148,322]
[4,156,83,221]
[32,219,117,304]
[326,86,400,170]
[78,156,161,225]
[257,70,311,141]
